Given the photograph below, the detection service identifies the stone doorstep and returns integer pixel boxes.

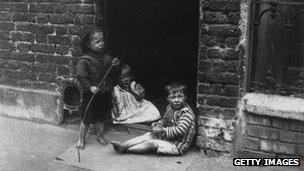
[243,93,304,121]
[61,118,152,136]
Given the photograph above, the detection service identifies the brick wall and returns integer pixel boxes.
[0,0,97,91]
[196,0,243,155]
[239,112,304,157]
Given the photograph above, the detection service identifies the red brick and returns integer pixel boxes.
[16,43,31,52]
[10,52,35,62]
[260,139,273,152]
[11,3,28,13]
[247,125,278,140]
[31,81,57,91]
[30,24,54,35]
[290,120,304,133]
[0,60,7,68]
[17,80,32,89]
[54,4,68,14]
[200,60,239,73]
[198,71,239,84]
[16,23,30,32]
[202,11,227,24]
[75,14,94,25]
[54,55,70,65]
[29,4,54,13]
[202,24,241,37]
[243,137,260,150]
[198,106,236,119]
[0,40,15,50]
[12,13,36,22]
[0,31,10,40]
[57,65,70,76]
[198,46,207,60]
[36,14,50,24]
[50,14,74,24]
[68,26,80,35]
[32,44,55,54]
[71,47,82,57]
[279,130,303,144]
[228,12,240,24]
[11,32,34,42]
[201,0,240,12]
[36,53,52,63]
[225,37,239,48]
[273,142,296,155]
[49,35,70,45]
[55,26,67,35]
[0,2,11,11]
[15,71,34,80]
[0,12,11,21]
[34,34,47,43]
[205,95,237,108]
[69,4,94,14]
[6,61,31,71]
[0,22,15,31]
[56,45,69,55]
[33,63,56,73]
[207,48,239,60]
[37,73,56,82]
[3,69,15,79]
[201,35,225,47]
[0,50,10,59]
[271,117,290,130]
[245,112,271,126]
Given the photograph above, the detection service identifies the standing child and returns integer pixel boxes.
[110,83,196,155]
[76,26,120,149]
[111,64,160,124]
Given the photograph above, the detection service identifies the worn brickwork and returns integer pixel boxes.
[241,112,304,157]
[0,0,97,91]
[196,0,243,155]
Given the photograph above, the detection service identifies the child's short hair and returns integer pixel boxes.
[165,82,187,96]
[120,64,132,78]
[80,26,104,53]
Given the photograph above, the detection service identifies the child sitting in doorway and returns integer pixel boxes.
[110,83,196,155]
[111,64,160,124]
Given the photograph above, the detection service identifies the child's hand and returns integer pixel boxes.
[111,58,120,66]
[151,122,161,127]
[90,86,100,94]
[152,127,165,134]
[151,122,157,127]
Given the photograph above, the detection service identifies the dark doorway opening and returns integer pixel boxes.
[102,0,199,112]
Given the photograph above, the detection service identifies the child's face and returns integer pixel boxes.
[88,31,104,53]
[167,90,186,110]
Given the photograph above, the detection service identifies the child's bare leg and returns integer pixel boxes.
[96,121,109,146]
[121,132,152,148]
[111,133,152,152]
[125,139,158,153]
[76,121,89,149]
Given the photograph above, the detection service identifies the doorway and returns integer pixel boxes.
[102,0,199,112]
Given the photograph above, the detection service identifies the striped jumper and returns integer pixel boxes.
[155,103,196,155]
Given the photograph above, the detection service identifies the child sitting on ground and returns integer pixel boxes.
[110,83,196,155]
[111,64,160,124]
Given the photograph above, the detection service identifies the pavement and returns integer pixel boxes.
[0,116,303,171]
